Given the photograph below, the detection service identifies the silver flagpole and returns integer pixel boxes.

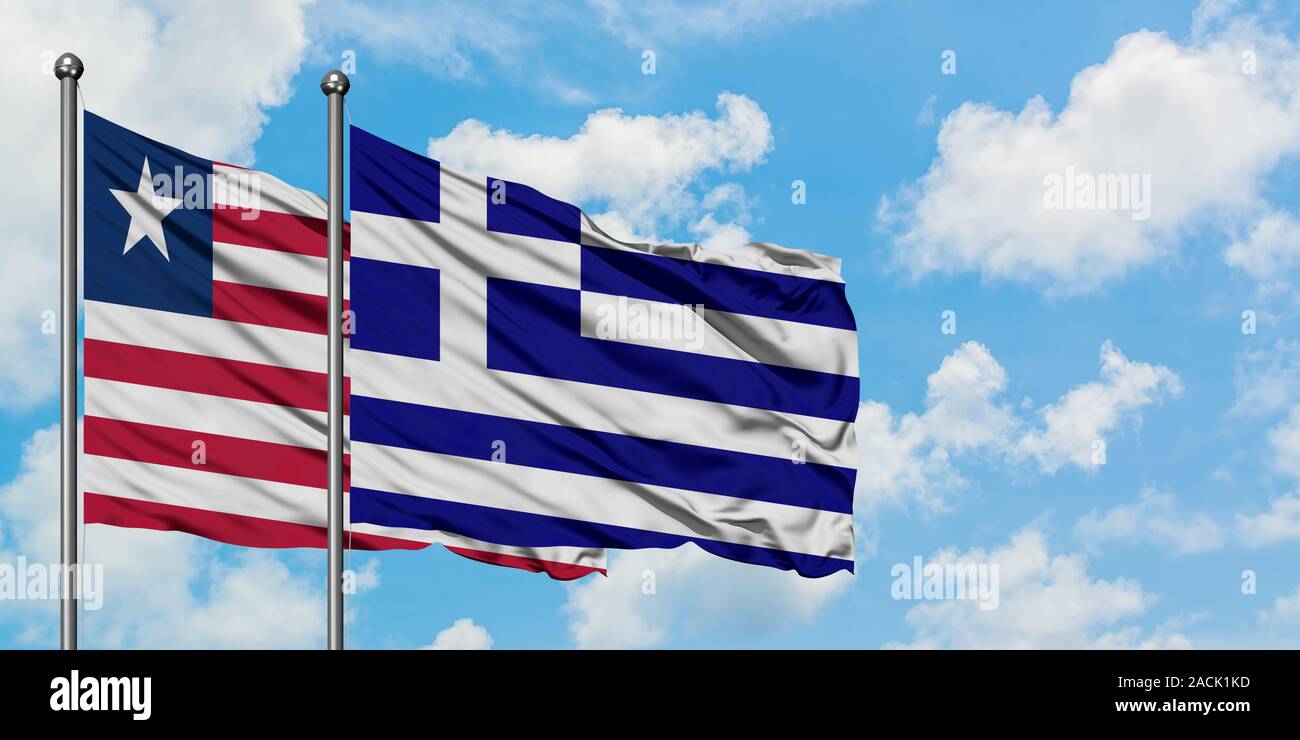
[54,52,83,652]
[321,69,350,651]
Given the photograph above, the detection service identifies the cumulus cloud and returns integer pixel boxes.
[855,342,1013,514]
[857,341,1180,514]
[421,618,494,650]
[0,425,326,648]
[563,545,852,649]
[1016,341,1181,473]
[150,551,325,649]
[428,92,773,237]
[1075,488,1225,555]
[0,0,310,409]
[879,5,1300,293]
[888,529,1181,649]
[1236,492,1300,547]
[589,0,872,47]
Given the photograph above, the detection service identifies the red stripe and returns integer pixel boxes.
[85,492,600,576]
[213,207,349,259]
[85,493,425,551]
[445,546,605,581]
[84,494,593,577]
[84,416,351,490]
[214,281,350,336]
[84,339,349,413]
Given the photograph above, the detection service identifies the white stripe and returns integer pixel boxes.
[352,441,854,559]
[580,291,858,375]
[351,199,581,289]
[86,377,328,450]
[212,164,327,220]
[347,522,606,570]
[580,211,844,282]
[85,453,326,526]
[85,454,601,568]
[214,241,346,298]
[87,300,327,374]
[353,349,856,467]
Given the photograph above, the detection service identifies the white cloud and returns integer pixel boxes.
[1267,406,1300,479]
[0,425,325,648]
[888,529,1180,649]
[585,210,660,244]
[0,0,310,409]
[311,1,607,108]
[857,341,1180,514]
[1236,492,1300,546]
[589,0,872,46]
[1075,488,1225,555]
[563,545,851,649]
[916,94,938,126]
[1092,614,1199,650]
[879,6,1300,293]
[1231,339,1300,417]
[1225,210,1300,293]
[689,184,755,250]
[427,92,773,237]
[421,618,493,650]
[148,551,324,649]
[1260,585,1300,625]
[1017,341,1182,473]
[310,0,528,80]
[350,557,381,593]
[538,76,599,106]
[854,342,1013,514]
[920,342,1017,451]
[689,213,752,251]
[854,400,960,514]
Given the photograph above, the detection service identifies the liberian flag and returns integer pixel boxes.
[81,112,604,578]
[348,128,858,577]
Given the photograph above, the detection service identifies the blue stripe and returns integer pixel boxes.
[351,487,854,577]
[350,126,441,222]
[350,258,440,361]
[352,396,854,513]
[486,278,859,421]
[581,246,855,330]
[486,178,580,244]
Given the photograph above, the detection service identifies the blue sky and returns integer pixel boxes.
[4,0,1300,648]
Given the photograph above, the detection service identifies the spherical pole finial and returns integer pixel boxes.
[53,52,84,81]
[320,69,350,96]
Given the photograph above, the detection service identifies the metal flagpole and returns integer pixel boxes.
[54,52,83,652]
[321,69,350,651]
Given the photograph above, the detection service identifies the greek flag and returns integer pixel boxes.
[346,127,859,578]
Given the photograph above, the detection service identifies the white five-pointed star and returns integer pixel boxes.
[110,157,183,261]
